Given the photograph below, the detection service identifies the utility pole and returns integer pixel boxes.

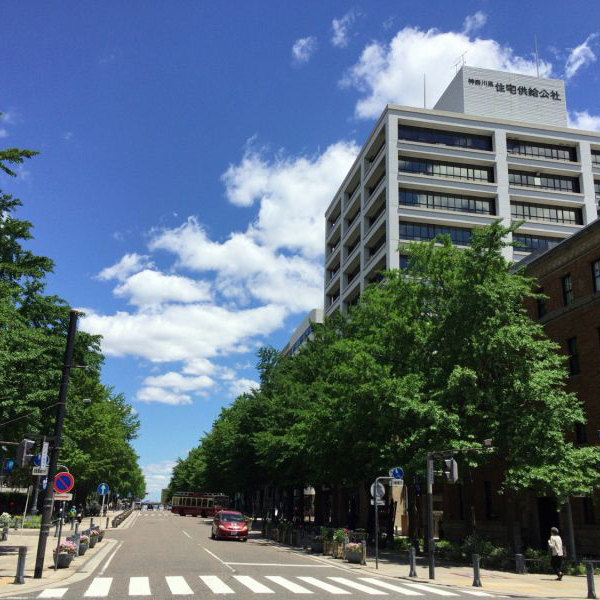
[426,453,435,579]
[34,310,79,579]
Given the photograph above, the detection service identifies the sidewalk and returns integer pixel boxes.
[0,510,129,597]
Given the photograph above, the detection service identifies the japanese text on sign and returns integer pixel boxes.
[467,78,561,101]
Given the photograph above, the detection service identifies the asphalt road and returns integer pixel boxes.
[25,511,506,599]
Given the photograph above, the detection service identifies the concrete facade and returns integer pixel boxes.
[324,69,600,317]
[281,309,324,357]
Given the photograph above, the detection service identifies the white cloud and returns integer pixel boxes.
[568,110,600,131]
[143,371,214,392]
[332,10,357,48]
[64,131,74,141]
[565,33,598,79]
[113,270,212,307]
[136,386,192,405]
[292,37,317,64]
[142,460,176,499]
[0,129,7,138]
[0,111,17,125]
[228,378,260,398]
[462,12,487,35]
[342,25,552,118]
[97,253,153,282]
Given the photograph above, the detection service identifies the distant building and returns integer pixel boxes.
[281,309,324,357]
[324,65,600,316]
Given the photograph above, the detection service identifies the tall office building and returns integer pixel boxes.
[324,66,600,315]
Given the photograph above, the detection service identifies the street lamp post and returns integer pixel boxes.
[33,310,79,579]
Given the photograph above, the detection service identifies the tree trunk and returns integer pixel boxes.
[462,467,477,534]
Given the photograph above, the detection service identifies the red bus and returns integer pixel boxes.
[171,492,229,517]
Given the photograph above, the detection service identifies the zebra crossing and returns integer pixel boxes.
[36,574,499,598]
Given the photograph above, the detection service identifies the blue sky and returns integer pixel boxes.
[2,1,599,499]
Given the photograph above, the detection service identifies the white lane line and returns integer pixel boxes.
[200,575,235,594]
[328,577,387,595]
[129,577,151,596]
[165,576,194,595]
[182,530,192,539]
[99,541,123,575]
[225,562,329,567]
[404,583,459,596]
[297,577,351,594]
[459,591,494,597]
[234,575,275,593]
[358,578,424,596]
[266,576,313,594]
[83,577,113,597]
[202,546,236,572]
[38,590,68,599]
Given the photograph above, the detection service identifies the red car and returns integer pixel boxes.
[211,510,248,541]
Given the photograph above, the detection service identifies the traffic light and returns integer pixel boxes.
[443,458,459,484]
[16,439,35,467]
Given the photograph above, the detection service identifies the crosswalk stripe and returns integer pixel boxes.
[166,576,194,595]
[234,575,275,593]
[297,577,351,594]
[265,576,313,593]
[403,583,459,596]
[200,575,235,594]
[460,591,494,597]
[129,577,151,595]
[84,577,113,597]
[358,578,424,595]
[38,590,68,599]
[328,577,387,595]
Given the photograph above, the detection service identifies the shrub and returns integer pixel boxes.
[392,536,413,552]
[54,541,77,555]
[321,527,334,541]
[333,528,348,543]
[346,542,362,553]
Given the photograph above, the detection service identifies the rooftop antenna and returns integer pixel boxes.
[452,51,468,74]
[534,35,540,77]
[423,73,426,109]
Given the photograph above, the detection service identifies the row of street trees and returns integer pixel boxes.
[0,138,145,507]
[169,221,600,537]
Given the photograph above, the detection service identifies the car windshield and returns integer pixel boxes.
[220,513,245,522]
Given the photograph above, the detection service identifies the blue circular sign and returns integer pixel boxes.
[97,483,109,496]
[3,459,14,474]
[391,467,404,480]
[33,454,41,467]
[53,472,74,493]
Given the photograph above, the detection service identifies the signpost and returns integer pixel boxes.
[53,473,74,494]
[97,483,109,518]
[372,467,404,569]
[52,472,75,572]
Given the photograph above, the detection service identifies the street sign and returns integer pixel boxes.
[370,499,385,505]
[54,493,73,501]
[3,459,14,474]
[53,472,74,494]
[370,481,385,498]
[42,477,47,490]
[40,441,49,468]
[97,482,109,496]
[389,466,404,480]
[32,466,48,476]
[390,479,403,487]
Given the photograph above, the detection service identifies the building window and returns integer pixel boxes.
[399,255,409,269]
[484,481,493,520]
[513,233,562,253]
[592,259,600,293]
[399,188,495,215]
[399,156,494,183]
[536,288,547,318]
[575,423,588,444]
[562,274,573,306]
[399,221,472,246]
[583,497,596,525]
[399,124,493,151]
[595,181,600,200]
[507,138,577,162]
[508,170,580,193]
[511,201,582,225]
[567,337,580,375]
[368,234,386,258]
[592,150,600,165]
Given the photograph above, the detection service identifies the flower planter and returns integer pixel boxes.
[346,551,362,564]
[55,553,74,568]
[78,542,89,555]
[332,540,345,559]
[322,540,333,555]
[310,540,323,553]
[89,537,97,548]
[98,534,104,542]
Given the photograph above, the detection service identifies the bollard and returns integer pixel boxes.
[1,526,8,541]
[408,547,417,577]
[361,541,367,566]
[106,517,109,529]
[72,532,80,557]
[515,553,526,574]
[472,553,482,587]
[587,562,597,599]
[75,521,79,534]
[14,546,26,584]
[70,519,74,530]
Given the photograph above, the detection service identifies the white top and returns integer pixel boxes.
[548,535,564,556]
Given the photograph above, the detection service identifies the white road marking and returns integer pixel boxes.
[266,576,313,593]
[200,575,235,594]
[297,577,351,594]
[99,541,123,574]
[38,590,68,598]
[234,575,275,593]
[404,583,459,596]
[358,578,424,595]
[129,576,151,596]
[83,577,113,597]
[225,562,329,567]
[460,591,495,597]
[328,577,387,595]
[202,546,236,572]
[165,576,194,595]
[182,530,192,539]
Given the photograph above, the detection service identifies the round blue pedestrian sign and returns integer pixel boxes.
[390,467,404,480]
[97,483,109,496]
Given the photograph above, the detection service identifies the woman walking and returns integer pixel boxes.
[548,527,564,580]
